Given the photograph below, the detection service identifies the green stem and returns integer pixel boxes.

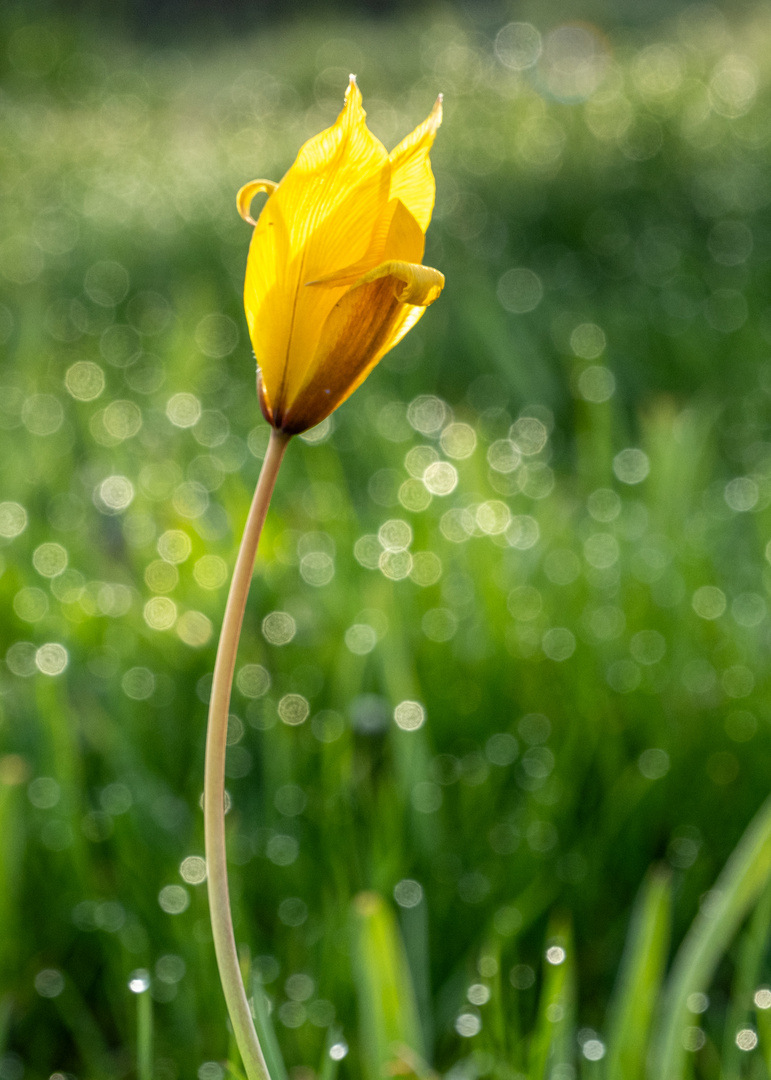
[204,427,291,1080]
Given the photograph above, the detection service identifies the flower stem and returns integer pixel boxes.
[204,427,291,1080]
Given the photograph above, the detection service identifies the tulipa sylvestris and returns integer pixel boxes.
[236,75,444,434]
[204,81,443,1080]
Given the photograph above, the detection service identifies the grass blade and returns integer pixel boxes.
[250,969,289,1080]
[0,775,25,990]
[137,984,153,1080]
[399,887,434,1058]
[318,1026,346,1080]
[55,975,116,1079]
[351,891,425,1080]
[650,794,771,1080]
[603,866,671,1080]
[721,875,771,1080]
[528,915,575,1080]
[756,1003,771,1076]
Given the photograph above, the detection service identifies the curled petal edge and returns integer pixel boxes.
[312,259,445,307]
[355,260,445,306]
[257,369,274,428]
[237,179,278,226]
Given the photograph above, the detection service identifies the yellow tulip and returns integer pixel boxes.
[237,76,444,435]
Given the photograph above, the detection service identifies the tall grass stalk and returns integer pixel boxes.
[204,427,291,1080]
[137,985,153,1080]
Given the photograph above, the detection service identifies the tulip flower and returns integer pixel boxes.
[236,76,444,434]
[204,81,444,1080]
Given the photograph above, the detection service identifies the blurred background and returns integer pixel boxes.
[3,0,771,1076]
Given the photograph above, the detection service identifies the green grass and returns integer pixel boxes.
[3,3,771,1078]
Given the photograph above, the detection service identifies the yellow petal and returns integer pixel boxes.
[279,260,444,434]
[236,179,278,226]
[244,76,391,420]
[278,77,390,271]
[243,195,292,417]
[306,198,424,289]
[388,96,443,232]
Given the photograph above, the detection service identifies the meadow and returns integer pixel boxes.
[3,2,771,1077]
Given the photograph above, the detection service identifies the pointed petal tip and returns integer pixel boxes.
[343,74,363,112]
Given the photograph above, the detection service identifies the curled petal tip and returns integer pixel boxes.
[237,179,278,225]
